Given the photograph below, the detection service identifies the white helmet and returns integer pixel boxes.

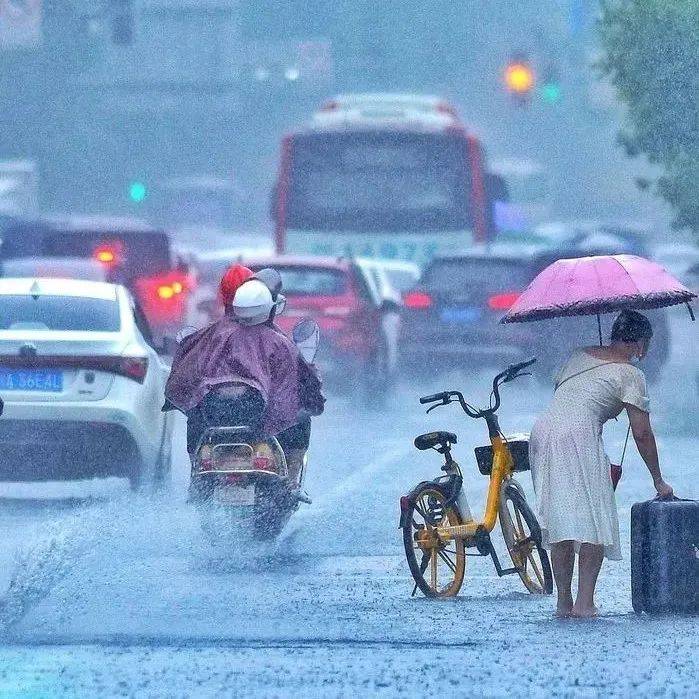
[231,279,274,325]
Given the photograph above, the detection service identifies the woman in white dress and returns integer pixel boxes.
[530,311,674,618]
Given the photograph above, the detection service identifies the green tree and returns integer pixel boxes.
[599,0,699,234]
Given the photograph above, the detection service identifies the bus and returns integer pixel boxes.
[272,94,504,266]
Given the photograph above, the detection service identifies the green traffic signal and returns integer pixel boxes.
[541,82,562,104]
[128,181,147,203]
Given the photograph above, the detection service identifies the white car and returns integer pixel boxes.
[0,278,173,490]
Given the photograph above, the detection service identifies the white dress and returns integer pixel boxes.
[529,349,650,560]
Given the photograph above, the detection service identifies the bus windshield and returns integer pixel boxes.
[285,132,472,233]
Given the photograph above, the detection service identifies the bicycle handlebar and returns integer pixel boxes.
[419,358,536,418]
[419,392,450,405]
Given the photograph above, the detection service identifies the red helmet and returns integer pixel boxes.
[219,264,253,307]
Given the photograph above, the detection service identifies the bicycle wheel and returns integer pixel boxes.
[402,485,465,598]
[499,487,553,595]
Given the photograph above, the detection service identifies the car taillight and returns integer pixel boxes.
[118,357,149,382]
[154,274,187,300]
[487,292,521,311]
[93,243,122,266]
[403,291,433,309]
[252,443,276,472]
[198,444,213,472]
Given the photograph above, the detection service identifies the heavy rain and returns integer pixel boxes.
[0,2,697,696]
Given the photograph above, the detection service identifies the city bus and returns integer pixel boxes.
[272,94,503,266]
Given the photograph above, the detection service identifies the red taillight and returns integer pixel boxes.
[403,291,433,310]
[154,274,187,300]
[253,456,274,471]
[157,284,176,299]
[487,292,521,311]
[93,243,122,266]
[253,444,276,472]
[118,356,149,382]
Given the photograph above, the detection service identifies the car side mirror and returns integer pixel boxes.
[293,318,320,364]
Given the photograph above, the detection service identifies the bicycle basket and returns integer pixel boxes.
[475,439,530,475]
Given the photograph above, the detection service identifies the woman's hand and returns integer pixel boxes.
[654,478,674,499]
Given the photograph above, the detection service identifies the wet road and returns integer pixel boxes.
[0,311,696,697]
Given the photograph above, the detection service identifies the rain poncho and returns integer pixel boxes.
[165,314,311,437]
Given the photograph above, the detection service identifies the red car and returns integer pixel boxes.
[192,254,400,401]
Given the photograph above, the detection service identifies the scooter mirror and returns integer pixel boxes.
[254,268,283,299]
[176,326,198,343]
[293,318,320,364]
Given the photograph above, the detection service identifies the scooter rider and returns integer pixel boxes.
[164,265,324,496]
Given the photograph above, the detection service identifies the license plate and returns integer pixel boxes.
[440,307,482,325]
[213,485,255,506]
[0,369,63,392]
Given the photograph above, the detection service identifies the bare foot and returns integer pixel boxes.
[570,605,599,618]
[555,593,574,618]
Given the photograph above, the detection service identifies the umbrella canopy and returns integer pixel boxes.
[502,254,696,324]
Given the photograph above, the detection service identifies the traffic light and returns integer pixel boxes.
[504,57,535,102]
[540,64,562,105]
[128,181,147,203]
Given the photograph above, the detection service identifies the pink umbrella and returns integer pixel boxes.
[502,254,696,330]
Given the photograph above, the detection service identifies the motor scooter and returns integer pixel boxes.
[191,318,320,543]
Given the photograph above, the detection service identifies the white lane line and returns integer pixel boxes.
[284,440,410,529]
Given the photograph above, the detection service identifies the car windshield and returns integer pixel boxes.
[422,258,532,293]
[0,295,121,331]
[286,132,471,232]
[1,224,171,280]
[269,267,348,296]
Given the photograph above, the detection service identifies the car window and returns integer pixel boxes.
[270,267,348,296]
[0,295,121,331]
[422,258,531,293]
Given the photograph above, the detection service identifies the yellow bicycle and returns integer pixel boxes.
[400,359,553,598]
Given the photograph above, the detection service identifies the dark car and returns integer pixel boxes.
[400,249,670,384]
[0,215,190,341]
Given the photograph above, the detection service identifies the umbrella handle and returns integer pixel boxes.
[597,314,603,346]
[687,303,695,322]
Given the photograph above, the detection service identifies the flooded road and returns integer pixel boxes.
[0,311,696,696]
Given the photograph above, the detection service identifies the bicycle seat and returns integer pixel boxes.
[414,431,457,451]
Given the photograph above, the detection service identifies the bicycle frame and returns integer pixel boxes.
[413,358,536,548]
[435,418,515,544]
